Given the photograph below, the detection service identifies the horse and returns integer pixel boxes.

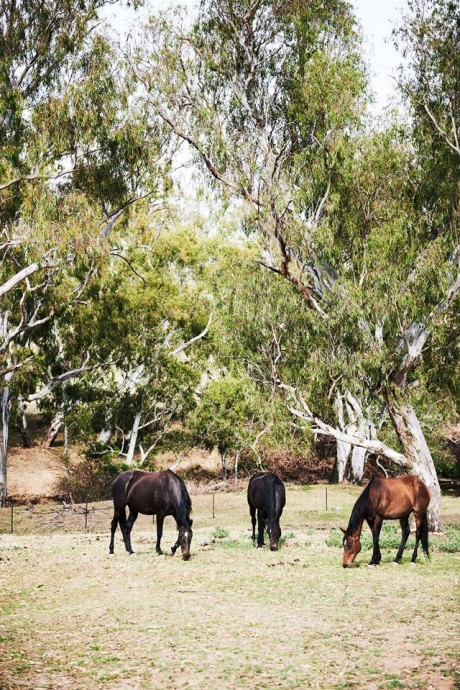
[109,469,193,560]
[341,474,431,567]
[247,471,286,551]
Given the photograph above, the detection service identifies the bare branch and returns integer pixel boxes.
[171,307,215,356]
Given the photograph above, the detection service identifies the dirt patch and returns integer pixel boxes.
[7,447,65,503]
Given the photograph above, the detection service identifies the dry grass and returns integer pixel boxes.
[1,485,459,690]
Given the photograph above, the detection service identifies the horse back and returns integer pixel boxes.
[371,475,431,519]
[248,472,285,518]
[112,469,186,517]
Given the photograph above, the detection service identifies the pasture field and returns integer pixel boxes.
[1,485,459,690]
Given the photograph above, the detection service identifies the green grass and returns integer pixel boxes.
[326,523,460,553]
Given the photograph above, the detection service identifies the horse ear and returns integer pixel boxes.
[340,527,346,534]
[189,519,193,527]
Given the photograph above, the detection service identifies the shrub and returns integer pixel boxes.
[57,454,130,503]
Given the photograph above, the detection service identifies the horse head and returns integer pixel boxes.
[268,520,281,551]
[177,520,193,560]
[341,527,361,567]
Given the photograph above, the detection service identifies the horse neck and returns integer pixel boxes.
[347,513,364,538]
[347,499,367,537]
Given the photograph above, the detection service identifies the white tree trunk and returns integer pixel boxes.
[125,410,142,466]
[334,392,370,483]
[388,404,442,531]
[0,385,10,507]
[350,446,368,483]
[336,439,351,482]
[234,450,240,486]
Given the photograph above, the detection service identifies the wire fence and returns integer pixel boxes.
[0,492,220,535]
[0,500,115,535]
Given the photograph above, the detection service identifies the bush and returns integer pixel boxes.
[265,451,333,483]
[57,454,130,503]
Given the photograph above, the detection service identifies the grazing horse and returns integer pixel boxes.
[109,469,193,560]
[341,475,431,567]
[247,472,286,551]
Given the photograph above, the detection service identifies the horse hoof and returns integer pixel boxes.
[392,561,400,566]
[108,552,115,556]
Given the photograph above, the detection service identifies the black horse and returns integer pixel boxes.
[247,472,286,551]
[109,469,193,560]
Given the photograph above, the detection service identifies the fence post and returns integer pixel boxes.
[212,492,215,519]
[10,502,13,533]
[84,500,88,530]
[325,487,328,511]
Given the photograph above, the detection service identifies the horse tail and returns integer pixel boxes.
[420,513,430,558]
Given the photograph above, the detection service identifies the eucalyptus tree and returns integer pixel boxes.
[129,0,460,529]
[63,223,214,465]
[0,0,170,504]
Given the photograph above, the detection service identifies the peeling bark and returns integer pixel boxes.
[388,404,442,531]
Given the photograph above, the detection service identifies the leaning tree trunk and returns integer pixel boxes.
[0,385,10,507]
[42,411,64,448]
[388,403,442,531]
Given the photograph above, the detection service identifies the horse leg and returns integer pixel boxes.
[250,504,256,544]
[394,516,410,563]
[124,509,138,555]
[369,516,383,565]
[117,507,131,552]
[257,509,265,547]
[411,512,428,563]
[109,510,120,554]
[156,513,164,555]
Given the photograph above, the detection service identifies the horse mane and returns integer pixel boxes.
[170,470,192,525]
[346,476,376,534]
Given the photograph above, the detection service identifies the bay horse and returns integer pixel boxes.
[247,472,286,551]
[341,475,431,567]
[109,469,193,560]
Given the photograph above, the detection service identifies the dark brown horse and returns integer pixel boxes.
[247,472,286,551]
[109,469,193,560]
[341,475,431,567]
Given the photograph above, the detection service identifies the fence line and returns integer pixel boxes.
[0,500,114,535]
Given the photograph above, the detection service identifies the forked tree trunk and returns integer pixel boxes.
[388,403,442,532]
[334,392,370,483]
[0,385,10,507]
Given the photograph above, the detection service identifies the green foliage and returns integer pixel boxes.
[190,376,263,456]
[212,526,229,539]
